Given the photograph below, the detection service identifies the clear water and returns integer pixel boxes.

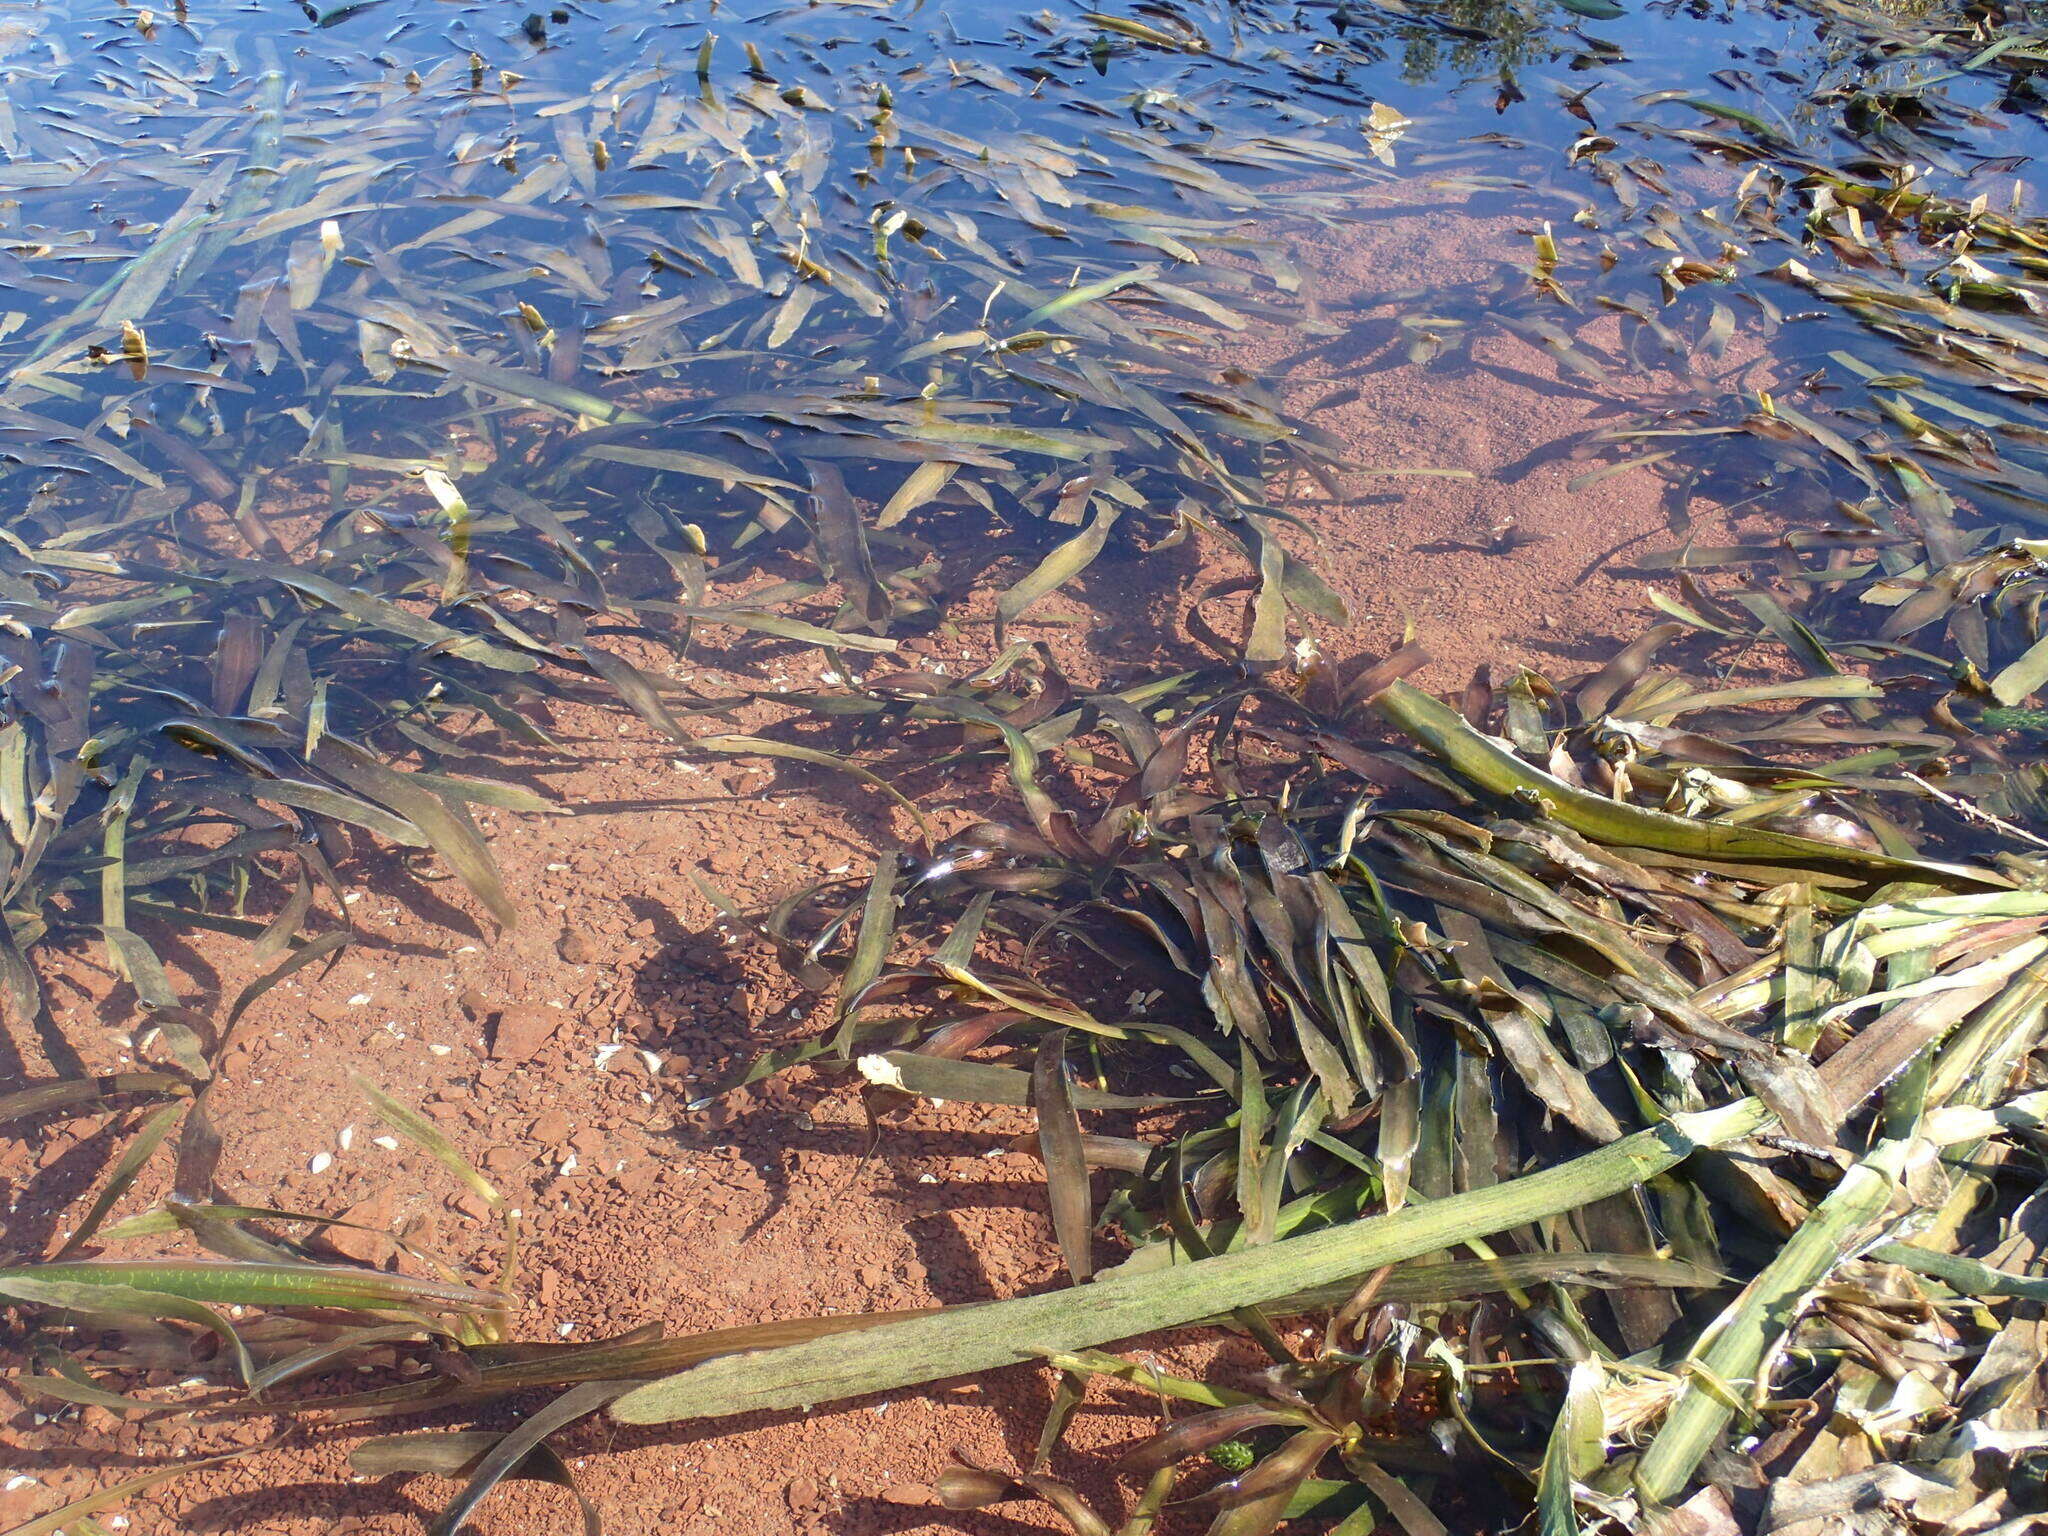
[0,0,2038,546]
[0,0,2043,761]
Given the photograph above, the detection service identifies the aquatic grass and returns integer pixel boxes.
[0,0,1498,1523]
[7,0,2048,1532]
[1478,0,2048,814]
[21,642,2048,1535]
[0,1075,924,1529]
[643,637,2048,1531]
[0,0,1429,1075]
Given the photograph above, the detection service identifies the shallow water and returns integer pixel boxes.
[1,0,2039,560]
[1,0,2046,934]
[1,0,2040,559]
[6,5,2048,1528]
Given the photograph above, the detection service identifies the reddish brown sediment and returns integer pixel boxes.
[0,196,1760,1536]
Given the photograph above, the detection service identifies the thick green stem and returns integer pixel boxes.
[1633,1137,1914,1504]
[612,1098,1771,1424]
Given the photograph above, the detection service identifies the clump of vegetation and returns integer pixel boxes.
[17,636,2048,1535]
[596,642,2048,1533]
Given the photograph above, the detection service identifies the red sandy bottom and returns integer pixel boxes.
[1,190,1765,1534]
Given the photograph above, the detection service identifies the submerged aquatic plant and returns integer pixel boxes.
[591,642,2048,1532]
[0,0,1456,1077]
[7,0,2048,1531]
[20,636,2048,1535]
[1472,0,2048,757]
